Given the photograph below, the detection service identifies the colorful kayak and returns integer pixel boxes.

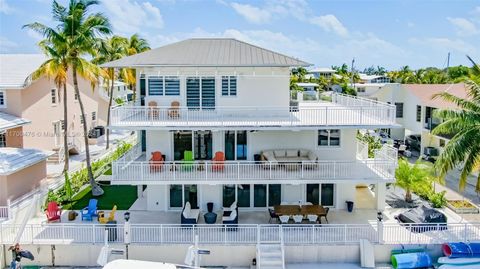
[438,264,480,269]
[439,257,480,265]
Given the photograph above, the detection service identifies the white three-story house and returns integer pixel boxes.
[105,38,398,216]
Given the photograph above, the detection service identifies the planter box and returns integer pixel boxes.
[447,200,479,214]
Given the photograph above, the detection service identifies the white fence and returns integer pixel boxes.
[111,93,396,128]
[0,206,9,219]
[1,223,478,246]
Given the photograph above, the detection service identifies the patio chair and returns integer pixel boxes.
[268,208,279,224]
[99,205,117,224]
[181,202,199,225]
[148,101,159,120]
[279,215,290,224]
[211,151,225,172]
[150,151,164,172]
[81,199,98,221]
[168,101,180,119]
[292,215,303,224]
[45,201,61,222]
[222,209,238,225]
[222,201,237,217]
[181,150,194,171]
[307,215,318,224]
[320,207,330,224]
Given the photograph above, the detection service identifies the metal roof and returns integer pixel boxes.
[0,147,52,175]
[403,83,468,109]
[0,54,47,88]
[102,38,311,68]
[0,112,31,132]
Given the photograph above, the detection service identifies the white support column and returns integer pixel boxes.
[375,183,386,211]
[137,185,144,198]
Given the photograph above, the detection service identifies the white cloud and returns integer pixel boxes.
[103,0,164,36]
[409,37,477,55]
[26,29,43,41]
[0,36,17,52]
[309,14,349,37]
[447,17,478,36]
[0,0,14,14]
[230,2,272,24]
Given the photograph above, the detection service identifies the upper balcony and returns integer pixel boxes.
[109,93,397,130]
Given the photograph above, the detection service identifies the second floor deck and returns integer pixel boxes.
[110,143,397,185]
[110,93,397,130]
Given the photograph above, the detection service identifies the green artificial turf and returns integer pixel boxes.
[70,185,137,210]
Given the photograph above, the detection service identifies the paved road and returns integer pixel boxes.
[444,169,479,206]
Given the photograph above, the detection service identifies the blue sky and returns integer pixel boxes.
[0,0,479,70]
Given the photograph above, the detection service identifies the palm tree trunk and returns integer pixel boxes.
[106,69,114,150]
[405,189,412,203]
[72,63,103,196]
[62,82,69,173]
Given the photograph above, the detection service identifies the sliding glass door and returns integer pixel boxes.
[173,131,193,160]
[170,184,198,209]
[222,184,281,208]
[224,130,247,161]
[306,184,335,206]
[194,131,212,160]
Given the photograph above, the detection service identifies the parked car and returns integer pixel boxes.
[405,134,421,151]
[422,146,439,163]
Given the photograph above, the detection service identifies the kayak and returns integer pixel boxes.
[438,257,480,265]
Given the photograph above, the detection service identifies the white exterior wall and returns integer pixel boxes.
[199,185,223,212]
[139,66,290,108]
[146,185,167,211]
[146,130,172,160]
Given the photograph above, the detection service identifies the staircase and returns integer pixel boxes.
[47,138,81,164]
[256,243,285,269]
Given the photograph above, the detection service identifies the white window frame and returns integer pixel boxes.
[147,75,181,96]
[91,111,97,121]
[51,88,57,105]
[221,76,237,97]
[304,184,336,207]
[317,129,341,147]
[0,90,6,108]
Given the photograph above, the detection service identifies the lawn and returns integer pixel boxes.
[70,185,137,210]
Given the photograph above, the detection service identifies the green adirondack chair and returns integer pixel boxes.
[181,150,194,171]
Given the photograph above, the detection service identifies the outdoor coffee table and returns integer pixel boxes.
[204,212,217,224]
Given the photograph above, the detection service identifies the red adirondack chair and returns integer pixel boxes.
[45,201,61,222]
[150,151,164,172]
[212,151,225,172]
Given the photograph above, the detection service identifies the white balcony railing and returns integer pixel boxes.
[1,223,478,246]
[111,143,397,184]
[110,93,396,128]
[0,206,9,219]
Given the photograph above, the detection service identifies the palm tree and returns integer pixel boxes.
[395,159,434,202]
[32,38,70,173]
[122,34,150,101]
[93,35,128,149]
[25,0,111,196]
[432,56,480,192]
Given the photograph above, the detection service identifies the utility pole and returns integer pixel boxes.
[350,58,355,88]
[446,52,450,69]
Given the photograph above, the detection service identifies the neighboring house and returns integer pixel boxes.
[104,38,397,213]
[0,54,108,162]
[360,82,467,154]
[307,67,336,79]
[0,147,51,206]
[99,79,133,104]
[358,74,391,84]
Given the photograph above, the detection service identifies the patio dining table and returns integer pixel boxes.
[273,205,326,217]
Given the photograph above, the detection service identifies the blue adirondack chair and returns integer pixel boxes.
[81,199,98,221]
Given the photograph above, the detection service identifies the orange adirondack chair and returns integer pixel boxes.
[148,101,159,120]
[45,201,61,222]
[212,151,225,172]
[150,151,164,172]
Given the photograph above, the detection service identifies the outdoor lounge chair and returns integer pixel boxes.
[222,201,237,217]
[148,101,159,120]
[222,209,238,225]
[45,201,62,222]
[181,150,194,171]
[168,101,180,118]
[81,199,98,221]
[150,151,164,172]
[98,205,117,224]
[211,151,225,172]
[181,202,199,225]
